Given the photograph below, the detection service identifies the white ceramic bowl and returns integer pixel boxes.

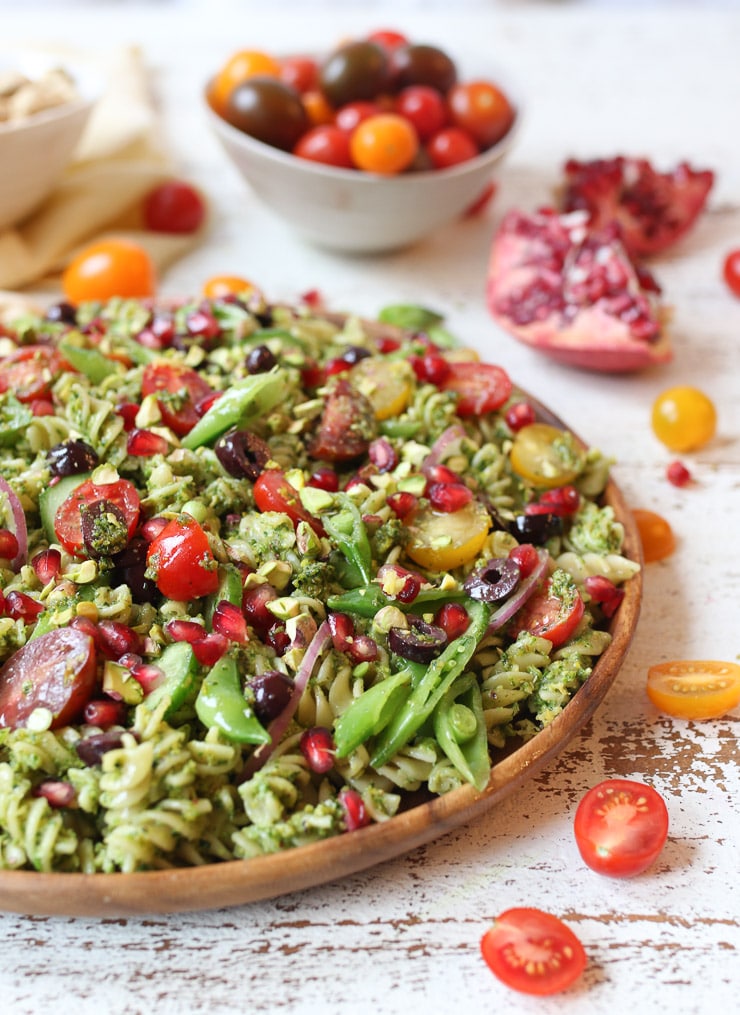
[0,49,101,231]
[205,70,521,254]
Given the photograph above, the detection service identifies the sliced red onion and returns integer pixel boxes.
[421,424,467,471]
[487,548,550,634]
[241,620,333,780]
[0,476,28,571]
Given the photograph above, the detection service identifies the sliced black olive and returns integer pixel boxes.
[46,439,99,477]
[76,730,132,766]
[509,512,563,545]
[463,558,520,602]
[215,428,272,481]
[388,616,448,664]
[80,499,129,558]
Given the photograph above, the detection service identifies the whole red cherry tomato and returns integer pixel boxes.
[395,85,448,141]
[447,80,514,148]
[574,778,669,878]
[146,515,220,601]
[62,239,156,303]
[425,126,479,169]
[480,907,587,996]
[293,125,353,168]
[143,180,206,234]
[722,248,740,296]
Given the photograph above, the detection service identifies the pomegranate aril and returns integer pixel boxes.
[325,356,352,377]
[308,467,340,492]
[667,460,692,487]
[505,401,537,432]
[299,726,335,773]
[328,611,356,653]
[245,344,277,374]
[165,618,206,644]
[212,600,249,643]
[98,621,143,660]
[141,516,169,542]
[0,529,20,561]
[31,399,55,417]
[242,584,278,639]
[131,662,166,694]
[377,563,422,603]
[538,485,581,514]
[348,634,379,664]
[423,463,460,485]
[76,730,130,766]
[192,633,229,666]
[266,624,290,656]
[340,788,370,831]
[434,602,471,641]
[410,352,450,385]
[127,428,169,456]
[388,491,418,519]
[428,481,472,513]
[116,402,140,431]
[186,307,220,339]
[368,437,398,473]
[32,780,76,808]
[195,390,223,416]
[508,543,540,579]
[584,574,625,618]
[4,591,44,622]
[83,698,127,728]
[376,336,401,354]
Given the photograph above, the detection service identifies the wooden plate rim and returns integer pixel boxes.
[0,386,642,917]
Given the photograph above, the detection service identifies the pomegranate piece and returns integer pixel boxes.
[486,208,673,372]
[561,156,714,258]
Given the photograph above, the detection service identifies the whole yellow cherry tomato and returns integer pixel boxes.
[651,386,717,452]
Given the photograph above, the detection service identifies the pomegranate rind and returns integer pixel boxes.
[561,156,714,259]
[485,208,673,373]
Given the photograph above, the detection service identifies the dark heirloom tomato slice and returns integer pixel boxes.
[0,629,97,729]
[54,479,141,556]
[574,778,669,878]
[146,514,220,601]
[0,346,69,403]
[253,469,325,536]
[439,361,512,416]
[480,907,587,996]
[509,577,585,647]
[141,362,215,436]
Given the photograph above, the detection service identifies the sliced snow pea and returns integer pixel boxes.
[181,370,285,450]
[58,340,121,383]
[327,583,467,619]
[433,672,490,792]
[0,395,33,448]
[333,669,412,758]
[378,418,422,439]
[143,641,201,720]
[377,304,457,348]
[204,563,245,627]
[195,653,270,745]
[323,495,373,588]
[370,599,491,768]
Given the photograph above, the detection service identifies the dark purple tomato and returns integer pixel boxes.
[391,44,458,94]
[319,41,390,108]
[223,77,309,151]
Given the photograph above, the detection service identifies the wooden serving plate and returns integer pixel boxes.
[0,388,642,917]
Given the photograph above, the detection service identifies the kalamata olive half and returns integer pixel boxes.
[215,429,272,481]
[510,512,563,545]
[76,730,133,766]
[46,439,99,477]
[388,616,448,664]
[463,557,520,602]
[249,670,294,724]
[80,499,130,558]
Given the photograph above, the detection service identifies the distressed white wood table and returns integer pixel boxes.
[2,3,739,1013]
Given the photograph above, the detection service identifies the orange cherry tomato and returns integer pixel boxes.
[202,274,257,300]
[209,49,281,115]
[632,509,675,562]
[647,660,740,719]
[62,239,156,304]
[447,80,514,148]
[349,113,419,174]
[302,89,336,127]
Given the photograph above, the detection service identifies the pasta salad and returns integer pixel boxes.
[0,292,639,873]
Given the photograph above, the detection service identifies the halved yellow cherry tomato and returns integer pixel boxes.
[647,660,740,719]
[350,357,414,420]
[509,423,585,488]
[202,274,257,299]
[405,498,490,571]
[632,509,675,562]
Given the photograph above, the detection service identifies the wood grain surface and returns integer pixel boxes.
[2,4,740,1014]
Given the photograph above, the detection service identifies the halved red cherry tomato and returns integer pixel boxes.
[439,361,512,417]
[62,238,156,303]
[54,478,140,556]
[141,362,214,436]
[0,628,97,729]
[574,778,669,878]
[0,346,68,403]
[509,576,585,647]
[146,514,220,601]
[143,180,206,234]
[253,469,324,536]
[646,659,740,720]
[480,907,587,996]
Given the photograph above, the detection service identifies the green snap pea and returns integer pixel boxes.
[333,669,412,758]
[59,341,122,383]
[370,599,491,769]
[327,583,468,619]
[181,370,285,450]
[433,673,491,792]
[323,495,373,588]
[195,654,270,745]
[0,395,33,448]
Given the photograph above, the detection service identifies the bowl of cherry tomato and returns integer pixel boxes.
[204,31,521,253]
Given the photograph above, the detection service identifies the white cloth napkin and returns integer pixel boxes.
[0,45,205,292]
